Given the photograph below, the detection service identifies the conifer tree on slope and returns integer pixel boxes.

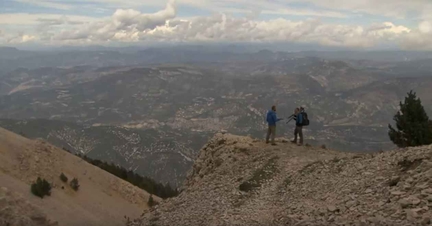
[388,90,432,147]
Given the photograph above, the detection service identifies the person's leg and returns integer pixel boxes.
[292,127,298,143]
[299,126,303,145]
[271,126,276,144]
[266,126,271,143]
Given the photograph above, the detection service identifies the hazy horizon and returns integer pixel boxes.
[3,43,432,53]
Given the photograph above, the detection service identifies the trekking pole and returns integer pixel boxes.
[286,114,294,124]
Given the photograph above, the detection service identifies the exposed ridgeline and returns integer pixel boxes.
[130,133,432,226]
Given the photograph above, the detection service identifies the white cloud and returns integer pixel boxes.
[0,7,412,48]
[5,0,432,50]
[21,34,36,42]
[365,22,410,41]
[44,1,176,43]
[3,33,37,44]
[135,16,410,48]
[383,22,411,34]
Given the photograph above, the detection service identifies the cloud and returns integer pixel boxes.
[178,0,349,18]
[135,15,410,48]
[399,21,432,50]
[89,0,165,8]
[261,8,347,18]
[419,21,432,33]
[37,17,82,26]
[12,0,168,11]
[281,0,432,19]
[46,0,176,43]
[0,14,98,25]
[11,0,348,19]
[21,34,36,42]
[365,22,410,39]
[9,0,432,21]
[208,4,348,18]
[177,0,431,20]
[3,34,37,44]
[3,0,432,50]
[0,8,411,49]
[14,0,73,10]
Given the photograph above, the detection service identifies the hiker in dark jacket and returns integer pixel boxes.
[292,107,304,146]
[266,105,282,145]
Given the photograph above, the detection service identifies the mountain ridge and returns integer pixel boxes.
[129,133,432,226]
[0,127,156,226]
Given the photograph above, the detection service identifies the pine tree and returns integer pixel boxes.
[388,90,432,147]
[31,177,52,198]
[70,178,80,191]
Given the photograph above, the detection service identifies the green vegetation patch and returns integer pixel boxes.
[31,177,52,198]
[60,173,68,182]
[70,178,80,191]
[75,153,179,198]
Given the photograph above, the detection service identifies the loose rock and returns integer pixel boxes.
[128,134,432,226]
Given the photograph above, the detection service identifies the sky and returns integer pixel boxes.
[1,0,432,50]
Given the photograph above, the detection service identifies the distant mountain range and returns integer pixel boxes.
[3,46,432,73]
[1,47,432,186]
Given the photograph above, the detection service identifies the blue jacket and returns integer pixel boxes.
[266,110,281,126]
[296,113,303,126]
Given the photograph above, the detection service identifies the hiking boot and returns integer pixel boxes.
[291,140,297,144]
[271,143,277,146]
[266,141,269,144]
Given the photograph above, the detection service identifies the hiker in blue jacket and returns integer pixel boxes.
[291,107,304,146]
[266,105,283,145]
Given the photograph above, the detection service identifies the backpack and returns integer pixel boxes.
[301,111,310,126]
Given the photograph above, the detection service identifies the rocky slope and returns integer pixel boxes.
[130,133,432,226]
[0,127,158,226]
[0,187,57,226]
